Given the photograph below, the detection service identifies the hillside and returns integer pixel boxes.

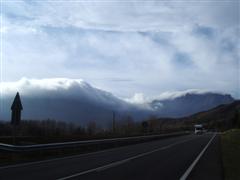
[1,78,236,126]
[185,100,240,130]
[155,100,240,131]
[150,92,234,117]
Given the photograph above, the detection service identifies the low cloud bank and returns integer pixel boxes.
[1,78,127,108]
[126,89,230,104]
[0,78,234,124]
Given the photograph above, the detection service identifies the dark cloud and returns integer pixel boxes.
[193,25,215,38]
[172,52,194,68]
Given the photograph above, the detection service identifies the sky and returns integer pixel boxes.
[0,0,239,100]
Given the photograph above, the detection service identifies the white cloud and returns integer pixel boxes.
[1,77,86,96]
[3,78,231,118]
[124,88,231,105]
[1,77,132,110]
[125,93,146,104]
[1,0,239,99]
[153,89,228,101]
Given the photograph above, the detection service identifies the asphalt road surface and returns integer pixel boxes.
[0,133,222,180]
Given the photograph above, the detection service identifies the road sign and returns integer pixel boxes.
[11,92,23,125]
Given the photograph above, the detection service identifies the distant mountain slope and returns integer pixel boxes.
[185,100,240,130]
[0,78,147,125]
[153,100,240,132]
[150,92,234,117]
[0,78,235,125]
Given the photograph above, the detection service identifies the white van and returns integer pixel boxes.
[194,124,204,134]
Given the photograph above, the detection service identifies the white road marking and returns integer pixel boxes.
[0,146,129,170]
[57,136,198,180]
[179,133,216,180]
[0,134,190,170]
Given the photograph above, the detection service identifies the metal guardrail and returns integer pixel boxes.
[0,131,190,152]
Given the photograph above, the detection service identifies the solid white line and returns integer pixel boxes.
[57,136,197,180]
[0,143,138,170]
[179,133,216,180]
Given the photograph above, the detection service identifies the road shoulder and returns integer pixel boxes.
[187,134,223,180]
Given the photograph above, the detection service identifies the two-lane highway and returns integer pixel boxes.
[0,133,219,180]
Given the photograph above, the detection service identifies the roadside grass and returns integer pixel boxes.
[221,129,240,180]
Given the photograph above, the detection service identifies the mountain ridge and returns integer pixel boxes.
[0,78,235,125]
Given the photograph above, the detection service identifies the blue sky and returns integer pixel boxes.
[1,0,239,99]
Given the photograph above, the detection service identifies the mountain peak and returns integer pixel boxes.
[1,78,235,125]
[150,91,234,117]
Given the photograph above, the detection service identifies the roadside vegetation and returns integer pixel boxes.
[0,117,187,145]
[0,101,238,166]
[0,118,188,166]
[0,101,239,145]
[221,129,240,180]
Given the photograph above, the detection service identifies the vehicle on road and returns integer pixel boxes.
[194,124,204,134]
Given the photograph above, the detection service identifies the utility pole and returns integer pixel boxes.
[11,92,23,144]
[112,111,116,133]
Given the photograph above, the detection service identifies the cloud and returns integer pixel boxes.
[2,78,85,96]
[4,1,238,31]
[1,78,126,106]
[152,89,229,101]
[192,25,215,38]
[125,93,146,104]
[0,78,127,123]
[1,0,239,99]
[0,78,234,123]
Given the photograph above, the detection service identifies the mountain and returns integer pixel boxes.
[0,78,235,126]
[153,100,240,132]
[150,92,234,118]
[0,78,147,126]
[185,100,240,130]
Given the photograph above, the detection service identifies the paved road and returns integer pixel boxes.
[0,133,221,180]
[187,134,223,180]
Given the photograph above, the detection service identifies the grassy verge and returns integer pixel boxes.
[221,129,240,180]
